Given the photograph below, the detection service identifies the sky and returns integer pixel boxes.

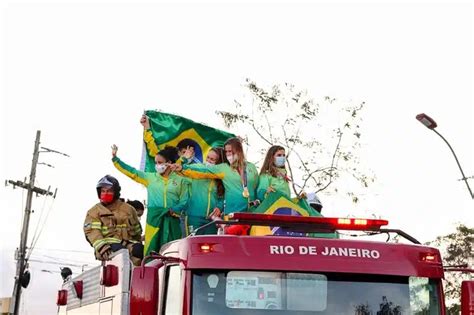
[0,0,473,314]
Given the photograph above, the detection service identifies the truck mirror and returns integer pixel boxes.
[130,263,162,315]
[461,280,474,315]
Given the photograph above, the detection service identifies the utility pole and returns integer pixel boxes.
[7,131,55,315]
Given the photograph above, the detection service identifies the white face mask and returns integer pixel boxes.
[226,154,236,164]
[205,161,215,167]
[155,163,168,174]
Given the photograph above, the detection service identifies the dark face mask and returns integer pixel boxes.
[100,192,114,204]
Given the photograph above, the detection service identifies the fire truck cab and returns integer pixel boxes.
[57,214,474,315]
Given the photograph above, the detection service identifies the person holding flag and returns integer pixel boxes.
[173,137,259,214]
[140,112,234,234]
[257,145,292,201]
[111,144,190,255]
[257,145,318,210]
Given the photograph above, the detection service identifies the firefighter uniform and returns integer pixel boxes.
[84,199,142,265]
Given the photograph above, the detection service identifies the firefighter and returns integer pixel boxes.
[83,175,143,266]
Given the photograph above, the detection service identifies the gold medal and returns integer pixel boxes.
[242,187,250,198]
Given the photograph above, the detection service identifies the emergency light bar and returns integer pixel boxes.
[226,213,388,232]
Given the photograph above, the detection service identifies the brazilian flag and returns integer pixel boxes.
[141,110,234,253]
[142,110,235,171]
[250,192,338,238]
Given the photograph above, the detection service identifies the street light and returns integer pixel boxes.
[416,113,473,199]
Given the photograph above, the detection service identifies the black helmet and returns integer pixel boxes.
[60,267,72,282]
[96,175,121,200]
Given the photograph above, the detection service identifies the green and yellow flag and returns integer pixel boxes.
[250,192,338,238]
[140,110,235,254]
[142,110,235,171]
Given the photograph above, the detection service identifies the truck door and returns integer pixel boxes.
[162,265,182,315]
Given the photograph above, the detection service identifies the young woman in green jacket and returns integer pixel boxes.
[183,147,225,235]
[173,137,259,214]
[111,144,189,255]
[257,145,291,201]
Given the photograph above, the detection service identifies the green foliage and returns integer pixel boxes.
[216,79,374,200]
[428,224,474,313]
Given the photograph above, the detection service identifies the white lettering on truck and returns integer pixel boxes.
[270,245,295,255]
[269,245,380,259]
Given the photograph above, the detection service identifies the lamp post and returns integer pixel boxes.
[416,113,473,199]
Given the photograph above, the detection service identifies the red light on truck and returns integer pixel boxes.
[229,213,388,231]
[200,244,213,253]
[337,218,351,225]
[56,289,68,306]
[420,253,440,263]
[101,264,119,287]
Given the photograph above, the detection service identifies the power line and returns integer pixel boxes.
[31,254,93,266]
[27,198,58,259]
[27,192,50,257]
[27,258,88,268]
[6,131,69,315]
[34,248,91,254]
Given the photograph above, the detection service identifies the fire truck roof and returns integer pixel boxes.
[160,235,444,279]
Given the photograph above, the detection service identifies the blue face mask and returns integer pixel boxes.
[274,156,286,167]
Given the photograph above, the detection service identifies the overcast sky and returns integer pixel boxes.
[1,0,473,314]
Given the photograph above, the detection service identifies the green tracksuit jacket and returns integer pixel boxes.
[181,162,259,214]
[112,156,189,254]
[257,170,292,201]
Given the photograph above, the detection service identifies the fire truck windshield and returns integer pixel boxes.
[192,271,441,314]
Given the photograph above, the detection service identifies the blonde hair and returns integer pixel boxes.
[224,137,246,171]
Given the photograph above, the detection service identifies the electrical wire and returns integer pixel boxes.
[19,188,25,229]
[28,191,49,254]
[27,197,57,260]
[34,247,90,254]
[34,254,93,265]
[28,258,86,268]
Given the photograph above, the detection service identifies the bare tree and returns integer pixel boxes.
[428,224,474,314]
[217,79,374,202]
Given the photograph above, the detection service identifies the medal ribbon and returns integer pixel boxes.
[241,166,249,198]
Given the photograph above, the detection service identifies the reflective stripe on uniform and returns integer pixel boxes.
[91,222,102,230]
[92,239,107,250]
[92,237,122,250]
[134,224,141,234]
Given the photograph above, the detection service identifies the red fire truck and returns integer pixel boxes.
[57,213,474,314]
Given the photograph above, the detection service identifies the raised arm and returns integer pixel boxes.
[173,162,225,180]
[141,115,160,158]
[111,144,149,186]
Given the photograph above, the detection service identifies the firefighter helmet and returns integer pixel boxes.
[96,175,121,199]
